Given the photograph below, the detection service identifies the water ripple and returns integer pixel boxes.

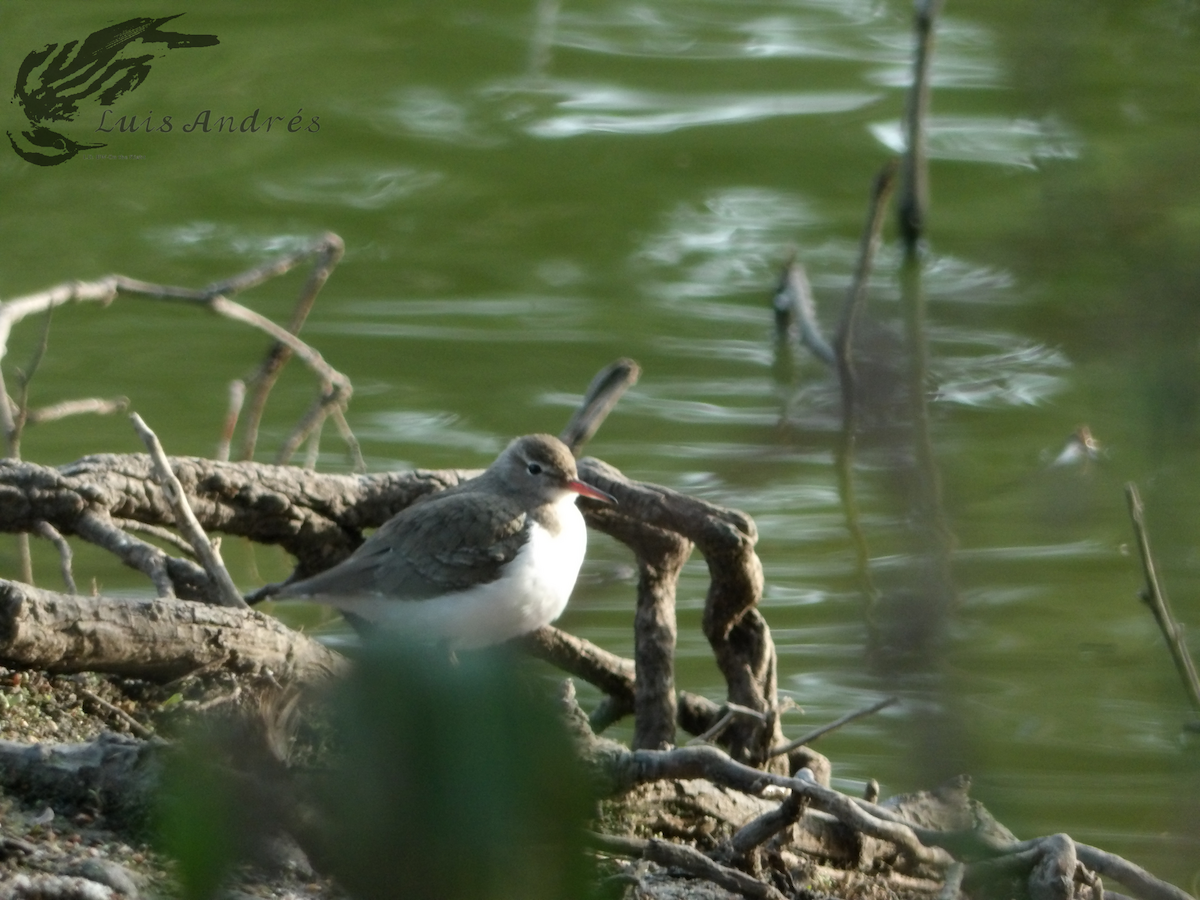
[526,83,881,137]
[869,115,1080,169]
[258,167,443,209]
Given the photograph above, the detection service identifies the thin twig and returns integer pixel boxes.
[586,832,788,900]
[130,413,246,609]
[329,405,367,472]
[0,235,355,468]
[78,687,154,739]
[768,696,897,759]
[1125,483,1200,713]
[687,703,771,746]
[112,518,197,557]
[238,233,345,461]
[74,510,177,597]
[6,310,54,583]
[7,306,54,459]
[303,415,324,470]
[32,521,77,594]
[275,394,333,466]
[559,358,641,455]
[25,397,128,425]
[834,161,899,382]
[773,259,835,367]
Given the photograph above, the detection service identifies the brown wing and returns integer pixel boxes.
[283,490,530,601]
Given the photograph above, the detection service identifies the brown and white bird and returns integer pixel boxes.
[278,434,614,649]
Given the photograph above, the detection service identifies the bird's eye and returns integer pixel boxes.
[527,462,543,475]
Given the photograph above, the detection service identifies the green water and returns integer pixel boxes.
[3,1,1200,886]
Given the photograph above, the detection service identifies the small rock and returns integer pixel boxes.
[68,860,140,899]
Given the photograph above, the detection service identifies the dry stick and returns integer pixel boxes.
[606,745,950,868]
[724,788,808,856]
[519,625,724,735]
[6,308,54,584]
[687,702,769,746]
[113,518,197,557]
[1125,483,1200,713]
[217,380,245,462]
[0,238,356,467]
[275,393,333,466]
[856,798,1193,900]
[78,687,154,739]
[328,406,366,472]
[74,510,178,597]
[898,0,943,255]
[768,695,897,759]
[31,521,77,594]
[303,415,324,470]
[237,232,345,462]
[773,259,835,367]
[587,832,788,900]
[26,397,128,424]
[130,413,246,609]
[8,306,53,459]
[559,357,641,455]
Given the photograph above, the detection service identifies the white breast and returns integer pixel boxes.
[346,493,588,650]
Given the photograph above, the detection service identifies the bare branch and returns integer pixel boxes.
[773,260,835,367]
[592,744,950,868]
[32,520,77,594]
[559,358,640,455]
[724,789,807,856]
[25,397,129,425]
[79,687,154,739]
[237,232,346,461]
[1125,482,1200,713]
[112,519,196,557]
[329,405,367,473]
[130,413,246,608]
[0,235,354,469]
[769,696,897,759]
[74,510,178,598]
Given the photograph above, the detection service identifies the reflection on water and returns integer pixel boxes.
[145,223,320,258]
[259,166,444,209]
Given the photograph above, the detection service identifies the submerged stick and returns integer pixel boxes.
[772,260,835,367]
[1125,483,1200,714]
[899,0,943,255]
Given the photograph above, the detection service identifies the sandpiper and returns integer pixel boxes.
[278,433,614,649]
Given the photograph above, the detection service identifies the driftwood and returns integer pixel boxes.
[561,684,1193,900]
[0,445,784,760]
[0,579,346,686]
